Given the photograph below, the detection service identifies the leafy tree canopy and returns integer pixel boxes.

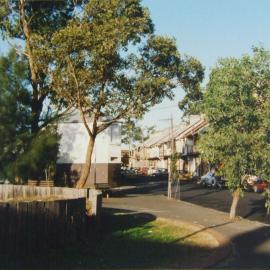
[0,49,59,181]
[0,0,83,133]
[178,57,204,116]
[49,0,204,127]
[198,47,270,192]
[46,0,204,187]
[0,49,30,179]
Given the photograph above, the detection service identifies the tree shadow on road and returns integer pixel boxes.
[181,188,224,201]
[223,225,270,269]
[171,221,232,243]
[242,197,268,221]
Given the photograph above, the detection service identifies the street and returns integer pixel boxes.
[107,179,270,268]
[176,181,269,224]
[116,179,270,224]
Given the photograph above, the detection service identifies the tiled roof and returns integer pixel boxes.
[175,119,208,139]
[140,115,208,148]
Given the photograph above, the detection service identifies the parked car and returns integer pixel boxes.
[120,168,138,177]
[152,168,168,178]
[242,175,268,192]
[253,179,268,193]
[139,167,148,176]
[148,167,158,176]
[199,172,225,189]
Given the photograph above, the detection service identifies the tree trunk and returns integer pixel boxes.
[229,187,241,220]
[76,136,95,188]
[19,0,44,134]
[31,100,43,134]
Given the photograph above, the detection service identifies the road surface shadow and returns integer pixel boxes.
[217,225,270,269]
[181,188,224,201]
[243,198,268,220]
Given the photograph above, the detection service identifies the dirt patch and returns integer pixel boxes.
[156,217,219,248]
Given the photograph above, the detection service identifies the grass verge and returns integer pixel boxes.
[1,208,219,269]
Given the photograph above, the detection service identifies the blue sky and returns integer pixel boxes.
[1,1,270,129]
[140,0,270,128]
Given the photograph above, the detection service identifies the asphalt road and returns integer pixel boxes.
[178,181,269,224]
[117,178,270,224]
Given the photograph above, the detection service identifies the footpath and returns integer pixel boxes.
[104,182,270,269]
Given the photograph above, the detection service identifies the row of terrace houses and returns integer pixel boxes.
[130,115,208,176]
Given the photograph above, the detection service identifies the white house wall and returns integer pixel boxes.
[57,123,121,164]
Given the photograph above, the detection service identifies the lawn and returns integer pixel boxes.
[1,208,219,269]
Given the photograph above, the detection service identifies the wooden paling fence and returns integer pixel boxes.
[0,185,88,254]
[0,185,87,201]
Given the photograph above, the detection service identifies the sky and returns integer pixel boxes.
[1,0,270,129]
[140,0,270,129]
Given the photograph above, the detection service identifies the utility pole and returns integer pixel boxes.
[160,114,175,199]
[168,114,176,199]
[171,115,181,201]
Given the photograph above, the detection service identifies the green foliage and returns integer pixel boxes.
[6,0,204,186]
[0,49,31,180]
[0,0,82,133]
[0,2,79,182]
[0,49,59,181]
[48,0,204,130]
[178,57,205,116]
[0,0,78,39]
[14,127,59,181]
[198,47,270,193]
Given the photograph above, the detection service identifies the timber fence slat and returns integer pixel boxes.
[0,185,87,201]
[0,185,88,254]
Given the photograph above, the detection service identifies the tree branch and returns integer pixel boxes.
[39,107,73,130]
[67,58,94,138]
[19,0,37,83]
[97,112,124,134]
[5,38,29,58]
